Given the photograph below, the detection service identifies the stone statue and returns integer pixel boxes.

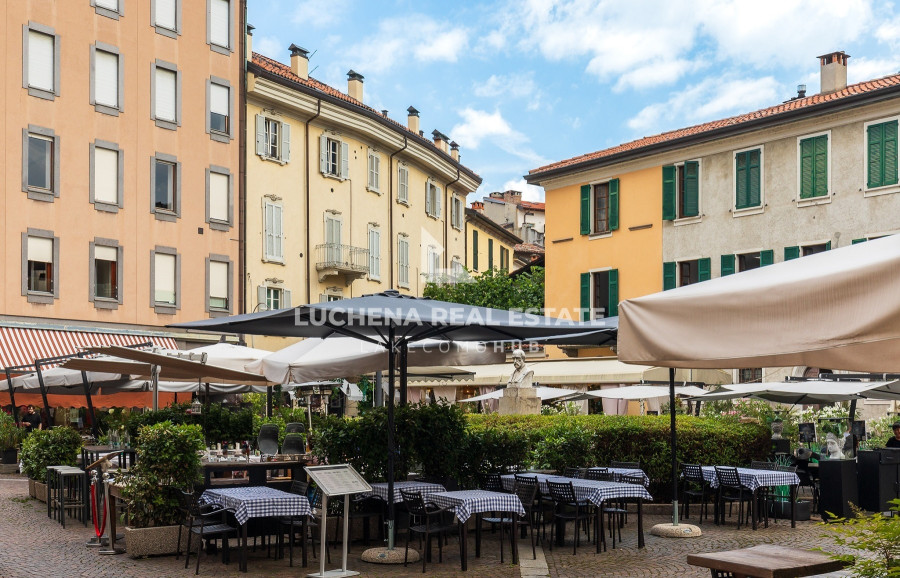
[770,419,784,440]
[507,349,534,388]
[824,433,844,459]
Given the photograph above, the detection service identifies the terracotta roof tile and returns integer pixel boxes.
[251,53,480,179]
[520,201,545,211]
[514,243,545,254]
[530,73,900,176]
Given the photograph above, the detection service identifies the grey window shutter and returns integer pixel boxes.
[425,181,432,214]
[257,285,267,310]
[281,122,291,163]
[255,115,266,156]
[319,134,327,174]
[435,186,442,217]
[340,141,350,179]
[283,289,292,308]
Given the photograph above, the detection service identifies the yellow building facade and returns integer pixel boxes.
[245,41,480,348]
[465,207,521,274]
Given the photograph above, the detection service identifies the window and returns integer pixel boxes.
[152,61,180,130]
[488,239,494,269]
[451,195,464,229]
[207,78,232,141]
[739,368,763,383]
[398,235,410,288]
[22,230,58,303]
[206,167,231,230]
[319,135,347,178]
[263,201,284,262]
[663,259,710,289]
[866,120,898,190]
[368,225,381,280]
[662,162,699,220]
[256,115,291,163]
[257,285,291,311]
[738,252,760,272]
[451,257,464,281]
[798,133,829,200]
[802,243,829,257]
[151,247,179,312]
[425,179,442,218]
[734,148,762,210]
[91,0,123,19]
[398,165,409,203]
[500,247,509,271]
[153,0,181,36]
[580,269,618,320]
[22,125,60,201]
[207,0,232,53]
[580,179,619,234]
[206,256,231,313]
[320,292,343,302]
[151,154,180,220]
[90,141,123,211]
[471,230,479,271]
[324,213,343,265]
[91,44,123,115]
[367,149,380,192]
[23,23,59,100]
[426,246,440,281]
[90,240,122,308]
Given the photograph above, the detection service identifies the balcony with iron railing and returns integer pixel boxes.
[315,243,369,283]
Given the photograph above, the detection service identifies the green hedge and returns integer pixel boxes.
[311,410,771,501]
[20,427,83,482]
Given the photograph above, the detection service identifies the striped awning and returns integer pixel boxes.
[0,327,177,370]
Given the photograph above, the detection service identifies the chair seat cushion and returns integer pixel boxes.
[191,523,236,536]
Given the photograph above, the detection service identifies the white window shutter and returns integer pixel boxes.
[319,293,329,303]
[96,0,118,10]
[425,180,432,215]
[155,0,177,29]
[435,186,442,218]
[281,122,291,162]
[273,204,283,259]
[94,147,119,204]
[154,253,176,303]
[257,285,267,310]
[209,172,229,222]
[209,0,230,48]
[367,151,374,188]
[255,115,267,156]
[264,203,274,258]
[155,67,176,122]
[28,236,53,262]
[374,230,381,277]
[95,50,119,108]
[283,289,292,308]
[209,262,229,300]
[210,83,228,117]
[340,141,350,179]
[373,155,380,191]
[319,135,328,173]
[28,31,54,92]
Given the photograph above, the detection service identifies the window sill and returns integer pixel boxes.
[92,201,120,213]
[208,309,232,318]
[209,42,232,56]
[207,220,232,232]
[209,131,231,144]
[367,187,382,195]
[153,303,177,315]
[732,205,764,218]
[27,87,56,101]
[154,118,178,131]
[426,213,441,221]
[398,282,410,289]
[26,292,55,305]
[452,225,463,231]
[153,210,179,223]
[796,195,832,208]
[262,257,285,265]
[864,184,900,198]
[322,172,345,182]
[396,199,410,207]
[94,5,122,19]
[26,188,56,203]
[673,215,702,226]
[259,154,288,165]
[368,275,382,282]
[154,25,178,39]
[588,231,612,240]
[94,103,121,117]
[93,298,119,310]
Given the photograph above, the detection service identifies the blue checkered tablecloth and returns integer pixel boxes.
[364,481,445,503]
[201,486,311,526]
[501,474,652,507]
[429,490,525,524]
[701,467,800,492]
[585,467,650,487]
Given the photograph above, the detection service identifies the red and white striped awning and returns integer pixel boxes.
[0,327,178,370]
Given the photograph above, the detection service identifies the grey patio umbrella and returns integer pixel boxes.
[171,289,617,549]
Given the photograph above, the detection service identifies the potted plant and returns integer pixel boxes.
[0,412,24,472]
[19,426,83,502]
[116,421,204,557]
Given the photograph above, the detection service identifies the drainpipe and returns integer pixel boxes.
[238,0,248,318]
[389,137,408,288]
[444,169,461,269]
[305,100,322,304]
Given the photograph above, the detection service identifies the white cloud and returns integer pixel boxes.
[502,178,545,203]
[450,108,549,166]
[473,72,543,109]
[291,0,352,28]
[848,57,900,84]
[627,76,781,134]
[253,35,285,61]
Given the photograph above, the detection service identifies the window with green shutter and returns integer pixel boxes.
[608,179,619,231]
[760,250,774,266]
[488,238,494,269]
[586,270,616,319]
[852,238,867,244]
[681,161,699,217]
[580,185,591,235]
[867,120,898,189]
[799,134,828,199]
[472,230,478,271]
[607,269,618,317]
[735,149,761,209]
[721,254,735,276]
[698,258,711,281]
[663,262,676,290]
[580,272,590,321]
[662,166,676,220]
[784,246,800,261]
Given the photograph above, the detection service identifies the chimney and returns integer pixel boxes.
[432,129,444,151]
[347,70,364,102]
[407,106,420,134]
[819,51,849,94]
[471,201,484,211]
[797,84,807,98]
[381,109,388,117]
[246,24,254,61]
[289,44,309,80]
[450,141,459,161]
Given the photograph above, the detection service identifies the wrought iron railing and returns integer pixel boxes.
[315,243,369,273]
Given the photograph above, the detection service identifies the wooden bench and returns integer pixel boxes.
[686,544,847,578]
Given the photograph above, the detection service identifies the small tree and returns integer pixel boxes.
[424,267,544,311]
[824,500,900,577]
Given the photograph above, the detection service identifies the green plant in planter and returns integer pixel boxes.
[823,499,900,577]
[19,426,83,482]
[117,421,205,528]
[0,412,24,452]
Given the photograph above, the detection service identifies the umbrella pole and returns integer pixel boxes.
[80,369,100,440]
[6,369,19,427]
[151,364,159,411]
[386,328,396,549]
[670,367,679,526]
[399,344,408,406]
[34,362,51,430]
[374,371,383,408]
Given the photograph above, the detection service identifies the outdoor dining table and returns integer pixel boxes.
[686,544,847,577]
[500,473,652,552]
[201,486,311,572]
[585,466,651,487]
[701,466,800,530]
[428,490,525,571]
[364,480,445,503]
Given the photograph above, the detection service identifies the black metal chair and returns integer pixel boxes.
[515,473,549,542]
[179,489,237,575]
[478,472,506,493]
[284,422,305,434]
[546,480,593,554]
[257,424,279,455]
[714,466,753,529]
[588,470,625,547]
[307,488,333,563]
[400,489,457,573]
[585,468,615,482]
[750,460,776,470]
[562,466,585,479]
[494,482,539,562]
[610,460,640,469]
[276,480,310,567]
[680,463,710,523]
[281,433,305,455]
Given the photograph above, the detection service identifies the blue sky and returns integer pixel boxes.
[249,0,900,203]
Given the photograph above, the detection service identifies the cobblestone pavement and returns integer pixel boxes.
[0,474,853,578]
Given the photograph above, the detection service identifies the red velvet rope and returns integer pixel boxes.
[91,481,107,538]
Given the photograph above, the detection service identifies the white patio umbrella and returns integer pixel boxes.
[692,380,900,404]
[460,386,579,402]
[564,384,708,401]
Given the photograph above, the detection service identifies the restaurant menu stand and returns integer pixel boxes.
[304,464,372,578]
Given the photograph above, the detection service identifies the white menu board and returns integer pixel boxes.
[304,464,372,497]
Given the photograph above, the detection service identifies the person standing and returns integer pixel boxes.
[886,422,900,449]
[20,405,42,433]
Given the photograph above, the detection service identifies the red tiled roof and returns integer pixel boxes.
[529,72,900,176]
[250,53,480,180]
[520,201,545,211]
[514,243,545,254]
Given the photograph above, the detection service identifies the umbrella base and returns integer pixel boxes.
[650,523,702,538]
[361,546,418,564]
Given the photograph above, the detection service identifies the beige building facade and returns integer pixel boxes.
[0,0,245,365]
[465,207,521,274]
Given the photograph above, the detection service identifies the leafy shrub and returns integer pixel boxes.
[126,403,254,446]
[0,411,25,451]
[824,499,900,577]
[118,421,205,528]
[20,426,83,482]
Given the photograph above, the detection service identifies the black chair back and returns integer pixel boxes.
[258,424,279,455]
[776,464,797,473]
[750,460,776,470]
[562,467,584,479]
[620,473,644,485]
[514,483,538,513]
[584,468,613,481]
[282,433,305,455]
[479,472,504,492]
[285,422,305,434]
[399,489,427,516]
[681,463,704,483]
[288,480,309,497]
[546,480,577,505]
[610,460,640,469]
[714,466,743,489]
